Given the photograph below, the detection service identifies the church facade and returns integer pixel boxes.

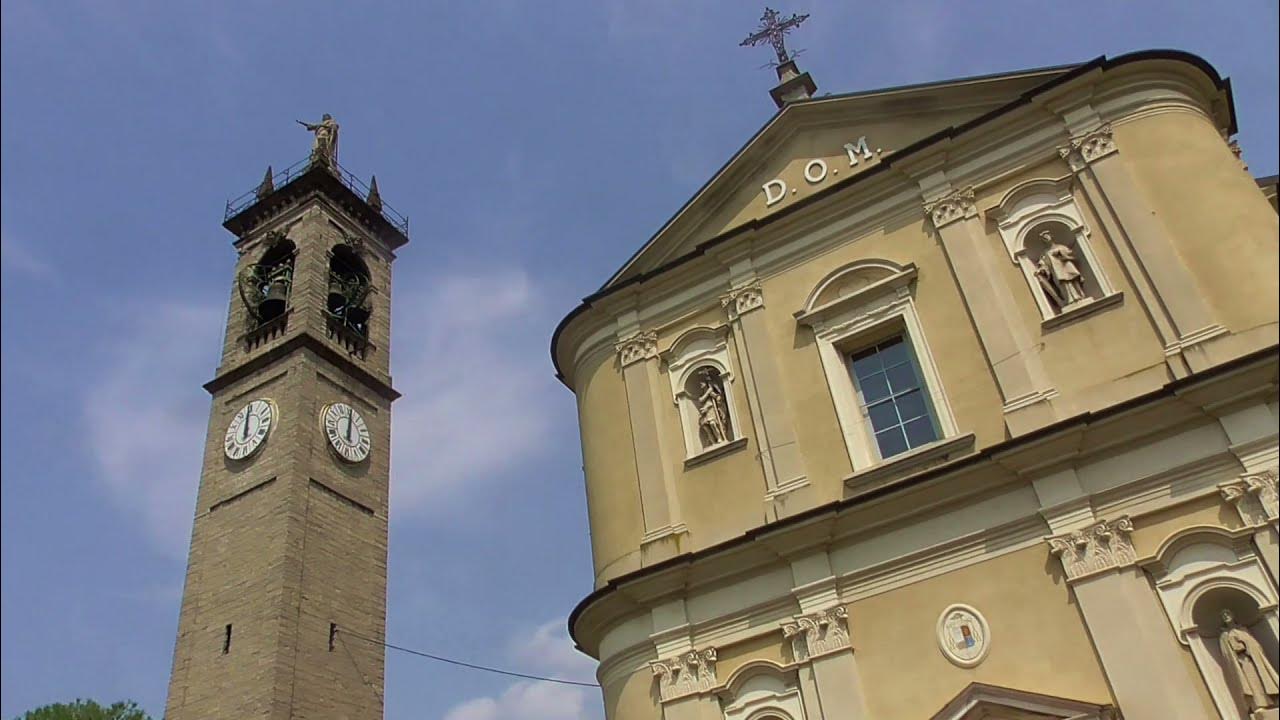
[554,51,1280,720]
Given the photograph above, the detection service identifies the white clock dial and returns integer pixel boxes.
[224,399,275,461]
[322,402,371,463]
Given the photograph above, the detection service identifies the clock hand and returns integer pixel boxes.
[345,408,355,443]
[241,410,249,442]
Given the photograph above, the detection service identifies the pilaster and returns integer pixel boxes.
[720,278,811,519]
[616,328,687,561]
[1044,516,1209,719]
[1056,122,1225,377]
[1220,469,1280,583]
[783,551,870,719]
[922,183,1058,435]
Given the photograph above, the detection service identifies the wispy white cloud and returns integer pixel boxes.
[442,618,601,720]
[1,230,55,278]
[390,267,557,516]
[84,302,222,557]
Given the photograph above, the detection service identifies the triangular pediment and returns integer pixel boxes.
[605,65,1075,288]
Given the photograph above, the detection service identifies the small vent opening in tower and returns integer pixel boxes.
[222,624,232,655]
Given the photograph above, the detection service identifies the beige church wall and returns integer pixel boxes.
[575,349,645,586]
[1129,491,1244,557]
[1115,111,1280,339]
[974,157,1170,417]
[601,664,658,720]
[713,630,789,685]
[678,442,769,549]
[758,215,1008,492]
[849,544,1113,719]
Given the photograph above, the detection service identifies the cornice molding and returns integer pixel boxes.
[204,330,398,402]
[650,647,717,702]
[1046,515,1136,581]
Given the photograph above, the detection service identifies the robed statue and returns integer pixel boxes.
[298,114,339,168]
[695,368,730,448]
[1218,609,1280,714]
[1034,230,1088,311]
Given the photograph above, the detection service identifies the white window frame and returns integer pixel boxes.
[721,663,807,720]
[795,261,959,471]
[990,176,1119,325]
[662,326,747,464]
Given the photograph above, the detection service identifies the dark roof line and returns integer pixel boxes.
[549,50,1235,383]
[567,343,1278,648]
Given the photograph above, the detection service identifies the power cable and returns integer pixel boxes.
[340,627,600,688]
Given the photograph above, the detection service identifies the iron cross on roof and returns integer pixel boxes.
[740,7,809,66]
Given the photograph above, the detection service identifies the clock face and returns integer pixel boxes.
[322,402,371,463]
[224,399,275,460]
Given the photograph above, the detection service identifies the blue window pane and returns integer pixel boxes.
[904,416,938,448]
[867,400,899,432]
[896,389,928,422]
[877,337,909,367]
[875,427,909,458]
[850,350,882,379]
[885,362,919,393]
[859,372,891,403]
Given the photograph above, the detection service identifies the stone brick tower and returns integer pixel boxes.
[164,131,408,719]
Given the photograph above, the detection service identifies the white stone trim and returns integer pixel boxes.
[615,330,658,367]
[989,175,1120,323]
[923,186,976,228]
[650,647,717,702]
[935,604,991,669]
[1220,468,1279,527]
[795,262,959,470]
[1045,516,1137,582]
[721,665,808,720]
[1141,526,1280,720]
[780,605,850,662]
[661,325,747,461]
[720,281,765,320]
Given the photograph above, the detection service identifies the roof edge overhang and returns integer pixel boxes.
[550,49,1236,387]
[567,343,1277,656]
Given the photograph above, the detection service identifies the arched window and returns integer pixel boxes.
[237,236,295,328]
[327,244,372,338]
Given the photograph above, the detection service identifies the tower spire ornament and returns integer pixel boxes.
[741,8,818,108]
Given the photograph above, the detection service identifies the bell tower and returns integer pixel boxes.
[164,120,408,719]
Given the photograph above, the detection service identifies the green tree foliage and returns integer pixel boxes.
[15,699,150,720]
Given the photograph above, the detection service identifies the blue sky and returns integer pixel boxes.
[1,2,1276,718]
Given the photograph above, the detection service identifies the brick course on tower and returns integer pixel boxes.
[164,153,407,720]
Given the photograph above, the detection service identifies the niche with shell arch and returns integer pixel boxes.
[991,177,1118,323]
[661,326,745,462]
[1141,526,1280,720]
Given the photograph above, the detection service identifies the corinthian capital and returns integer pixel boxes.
[781,605,850,661]
[1220,469,1279,526]
[923,187,976,229]
[650,647,717,702]
[615,331,658,367]
[1058,124,1117,169]
[720,282,765,320]
[1046,516,1136,581]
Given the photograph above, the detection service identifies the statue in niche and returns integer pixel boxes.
[1033,229,1088,311]
[298,114,339,168]
[695,368,731,448]
[1218,609,1280,714]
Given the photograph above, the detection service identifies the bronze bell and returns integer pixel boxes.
[346,304,370,326]
[327,276,349,315]
[259,277,289,321]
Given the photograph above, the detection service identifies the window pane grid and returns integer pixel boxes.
[850,336,939,459]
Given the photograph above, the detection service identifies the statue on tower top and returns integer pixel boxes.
[298,113,339,168]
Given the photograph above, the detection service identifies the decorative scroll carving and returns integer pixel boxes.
[781,605,850,661]
[1046,516,1136,581]
[650,648,717,702]
[615,331,658,367]
[1058,124,1117,169]
[924,187,975,229]
[1220,469,1279,526]
[720,282,765,320]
